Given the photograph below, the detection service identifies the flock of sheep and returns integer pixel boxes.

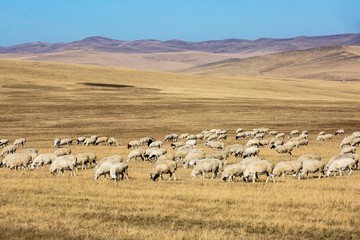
[0,128,359,183]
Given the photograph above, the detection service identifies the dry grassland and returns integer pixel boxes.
[0,59,359,239]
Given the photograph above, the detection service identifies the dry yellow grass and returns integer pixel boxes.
[0,59,359,239]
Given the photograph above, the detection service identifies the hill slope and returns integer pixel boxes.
[183,46,360,81]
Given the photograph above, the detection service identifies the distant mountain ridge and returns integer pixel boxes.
[1,34,360,54]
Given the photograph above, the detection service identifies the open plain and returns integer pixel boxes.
[0,58,360,239]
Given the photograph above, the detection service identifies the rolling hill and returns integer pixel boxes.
[183,45,360,81]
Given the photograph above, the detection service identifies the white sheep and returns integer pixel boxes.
[50,155,77,176]
[147,148,167,161]
[297,154,321,162]
[149,140,163,148]
[245,139,260,148]
[94,161,114,180]
[127,139,141,149]
[351,137,360,147]
[171,141,185,149]
[288,130,300,138]
[0,139,9,147]
[339,136,353,148]
[341,146,356,154]
[107,137,119,146]
[227,144,243,156]
[204,140,224,150]
[54,138,73,148]
[316,134,333,141]
[31,153,57,169]
[243,160,275,183]
[4,153,32,170]
[127,149,145,162]
[76,136,87,144]
[110,162,129,181]
[208,150,229,165]
[0,144,17,157]
[84,136,97,146]
[275,133,285,139]
[335,129,345,135]
[221,162,249,182]
[14,138,26,147]
[300,160,326,179]
[242,146,260,159]
[182,149,206,168]
[326,158,355,177]
[236,128,243,134]
[178,133,189,140]
[190,158,223,179]
[272,144,293,156]
[150,161,177,181]
[95,137,108,145]
[54,148,71,157]
[164,133,178,142]
[185,139,197,147]
[272,160,303,180]
[156,154,176,164]
[186,134,197,141]
[139,137,155,146]
[235,132,246,140]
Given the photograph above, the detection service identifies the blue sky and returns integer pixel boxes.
[1,0,359,46]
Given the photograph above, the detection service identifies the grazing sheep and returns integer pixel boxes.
[95,137,108,145]
[259,139,269,147]
[300,160,326,179]
[127,149,145,162]
[318,131,326,136]
[243,160,275,183]
[351,137,360,147]
[54,148,71,157]
[275,133,285,139]
[183,149,206,168]
[84,136,97,146]
[14,138,26,147]
[227,144,243,156]
[234,146,245,158]
[156,154,176,164]
[4,153,32,170]
[164,133,178,142]
[50,155,77,176]
[217,134,227,141]
[288,130,300,138]
[107,137,119,146]
[326,158,355,177]
[341,146,356,154]
[272,144,293,156]
[96,155,123,168]
[221,162,249,182]
[269,130,278,136]
[208,150,229,165]
[174,145,193,161]
[94,161,114,180]
[171,141,185,149]
[127,140,141,149]
[185,139,197,147]
[245,139,260,148]
[204,140,225,150]
[19,148,38,161]
[76,136,87,144]
[76,153,92,169]
[190,158,223,179]
[207,134,219,141]
[272,161,303,180]
[110,163,129,181]
[340,136,353,148]
[186,134,197,141]
[236,128,243,134]
[147,148,167,161]
[0,139,9,147]
[327,153,356,169]
[31,153,57,169]
[235,132,246,140]
[150,161,177,181]
[242,146,260,159]
[179,133,189,140]
[139,137,155,146]
[295,139,308,148]
[335,129,345,135]
[255,133,265,139]
[316,134,333,141]
[149,140,163,148]
[54,138,73,148]
[0,145,17,157]
[297,154,321,162]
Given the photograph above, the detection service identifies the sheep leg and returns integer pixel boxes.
[348,168,352,176]
[168,172,172,181]
[172,173,177,181]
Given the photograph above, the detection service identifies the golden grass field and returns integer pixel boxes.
[0,58,359,239]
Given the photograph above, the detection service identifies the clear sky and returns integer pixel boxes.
[1,0,359,46]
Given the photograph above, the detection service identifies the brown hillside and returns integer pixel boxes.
[184,46,360,81]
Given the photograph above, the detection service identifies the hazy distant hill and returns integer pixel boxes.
[184,45,360,81]
[1,34,360,54]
